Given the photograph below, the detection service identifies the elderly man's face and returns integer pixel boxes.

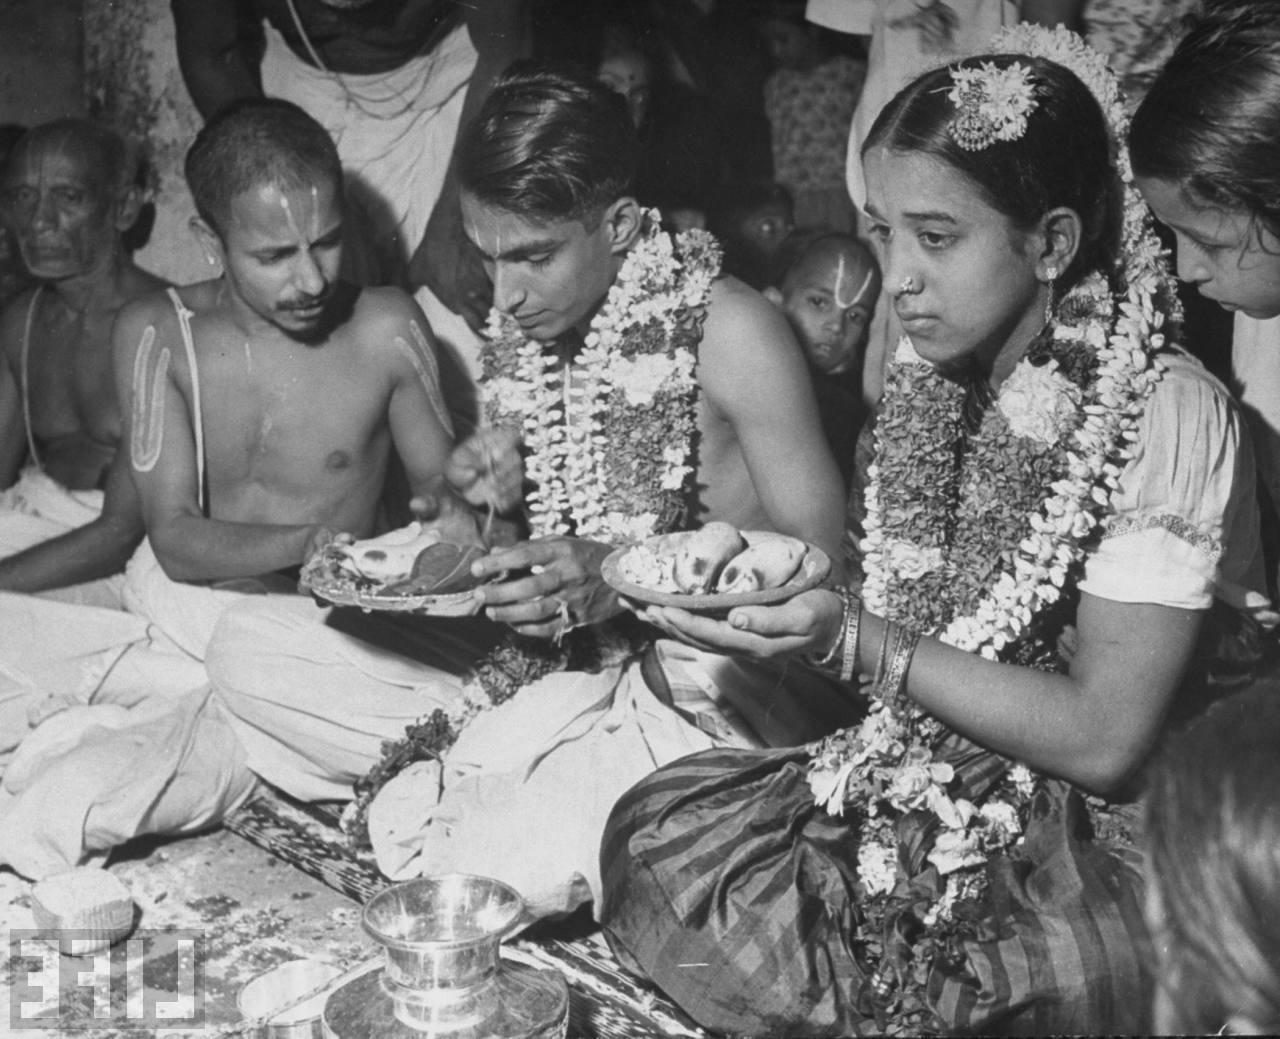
[2,133,122,282]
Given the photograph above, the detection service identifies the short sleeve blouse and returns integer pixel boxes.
[1078,349,1270,613]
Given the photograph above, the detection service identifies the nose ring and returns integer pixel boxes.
[898,277,916,295]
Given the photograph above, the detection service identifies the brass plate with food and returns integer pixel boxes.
[602,523,831,613]
[299,521,491,615]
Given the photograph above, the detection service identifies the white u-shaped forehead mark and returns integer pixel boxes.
[832,252,878,311]
[130,325,170,472]
[309,183,319,240]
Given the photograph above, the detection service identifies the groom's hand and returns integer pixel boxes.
[471,537,620,638]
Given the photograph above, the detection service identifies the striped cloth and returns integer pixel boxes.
[600,742,1151,1037]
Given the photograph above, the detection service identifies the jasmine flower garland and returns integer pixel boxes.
[480,210,721,544]
[804,27,1180,1021]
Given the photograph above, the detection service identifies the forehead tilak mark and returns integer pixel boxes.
[831,252,878,310]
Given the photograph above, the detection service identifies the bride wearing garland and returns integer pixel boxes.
[599,28,1273,1037]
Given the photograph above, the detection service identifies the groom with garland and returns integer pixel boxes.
[206,62,852,917]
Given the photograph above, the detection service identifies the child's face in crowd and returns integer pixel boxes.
[1137,175,1280,320]
[772,244,879,374]
[2,136,119,282]
[862,148,1048,381]
[598,51,652,129]
[461,191,627,342]
[736,202,794,259]
[214,177,344,341]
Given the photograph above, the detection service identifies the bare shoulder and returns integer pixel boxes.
[699,274,806,392]
[124,262,171,300]
[350,284,425,330]
[114,285,181,345]
[348,285,438,352]
[703,275,798,358]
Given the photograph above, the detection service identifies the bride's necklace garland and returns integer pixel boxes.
[806,27,1180,1008]
[479,211,721,545]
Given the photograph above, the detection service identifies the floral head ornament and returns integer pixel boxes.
[947,61,1039,150]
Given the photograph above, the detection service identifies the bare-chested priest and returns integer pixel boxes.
[0,119,165,602]
[0,98,518,879]
[207,66,856,920]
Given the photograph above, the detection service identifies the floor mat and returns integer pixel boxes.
[224,789,713,1039]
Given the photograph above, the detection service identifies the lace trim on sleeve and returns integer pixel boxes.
[1101,512,1223,564]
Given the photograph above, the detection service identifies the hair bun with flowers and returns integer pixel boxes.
[947,61,1039,150]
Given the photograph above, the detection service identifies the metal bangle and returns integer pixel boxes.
[872,618,894,692]
[806,587,849,670]
[882,623,920,715]
[839,596,862,684]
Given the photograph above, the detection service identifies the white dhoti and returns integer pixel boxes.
[0,540,292,877]
[0,467,123,608]
[208,598,859,919]
[261,20,484,382]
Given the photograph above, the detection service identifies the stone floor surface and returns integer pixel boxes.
[1,826,377,1037]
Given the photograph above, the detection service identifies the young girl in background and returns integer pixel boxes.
[1131,2,1280,595]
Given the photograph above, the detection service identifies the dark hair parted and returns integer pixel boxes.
[1143,681,1280,1034]
[1130,2,1280,241]
[863,54,1121,289]
[184,98,342,236]
[455,62,637,224]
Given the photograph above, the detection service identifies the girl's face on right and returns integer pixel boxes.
[862,147,1046,384]
[1137,176,1280,320]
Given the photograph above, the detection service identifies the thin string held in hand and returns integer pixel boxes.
[479,432,499,548]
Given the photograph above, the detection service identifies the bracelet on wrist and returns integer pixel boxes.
[839,596,862,684]
[806,586,850,670]
[881,621,920,716]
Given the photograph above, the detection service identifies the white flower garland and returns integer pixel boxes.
[807,31,1182,963]
[480,212,719,544]
[861,25,1175,660]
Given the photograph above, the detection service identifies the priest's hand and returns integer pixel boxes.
[471,536,620,638]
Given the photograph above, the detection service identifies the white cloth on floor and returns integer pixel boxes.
[367,661,732,919]
[0,688,255,880]
[208,597,860,918]
[0,466,124,608]
[0,539,291,877]
[207,597,487,802]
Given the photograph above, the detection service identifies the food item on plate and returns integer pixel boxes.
[616,526,814,598]
[333,519,488,596]
[618,543,678,592]
[714,536,806,593]
[384,541,487,595]
[338,522,448,583]
[672,521,747,593]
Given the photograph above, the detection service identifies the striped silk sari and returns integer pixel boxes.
[600,736,1150,1037]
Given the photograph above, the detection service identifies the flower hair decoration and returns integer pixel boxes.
[947,61,1039,150]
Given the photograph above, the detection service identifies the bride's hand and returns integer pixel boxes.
[635,587,845,660]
